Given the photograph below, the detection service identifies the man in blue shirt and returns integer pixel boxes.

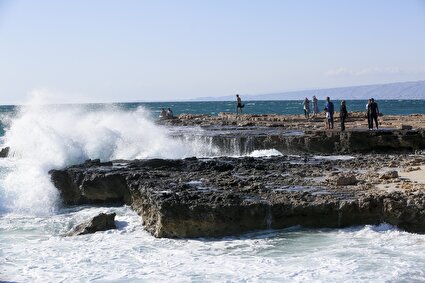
[325,96,335,129]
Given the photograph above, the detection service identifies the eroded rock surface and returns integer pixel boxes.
[66,212,116,236]
[161,113,425,131]
[51,154,425,238]
[171,128,425,154]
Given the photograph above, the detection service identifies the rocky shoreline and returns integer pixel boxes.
[3,112,424,237]
[50,154,425,238]
[161,112,425,130]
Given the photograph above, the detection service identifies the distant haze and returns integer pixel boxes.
[193,81,425,101]
[0,1,425,104]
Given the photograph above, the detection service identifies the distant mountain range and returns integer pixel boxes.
[193,80,425,101]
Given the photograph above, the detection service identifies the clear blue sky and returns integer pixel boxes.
[0,0,424,104]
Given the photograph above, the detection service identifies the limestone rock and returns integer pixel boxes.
[405,166,421,172]
[335,175,358,186]
[49,159,130,205]
[380,171,399,179]
[50,155,425,238]
[67,212,116,236]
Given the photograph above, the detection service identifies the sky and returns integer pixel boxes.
[0,0,425,104]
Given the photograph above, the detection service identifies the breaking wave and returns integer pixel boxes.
[0,102,213,215]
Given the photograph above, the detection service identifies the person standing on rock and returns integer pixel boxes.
[159,108,167,119]
[312,96,319,117]
[324,96,334,129]
[303,97,310,119]
[324,108,330,129]
[340,100,348,131]
[236,94,244,114]
[366,99,372,129]
[368,98,380,130]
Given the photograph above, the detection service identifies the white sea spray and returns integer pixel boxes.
[0,99,208,215]
[1,207,425,282]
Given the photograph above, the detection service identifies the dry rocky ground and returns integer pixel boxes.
[163,112,425,131]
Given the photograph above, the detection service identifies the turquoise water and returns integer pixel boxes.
[1,100,424,137]
[112,99,425,116]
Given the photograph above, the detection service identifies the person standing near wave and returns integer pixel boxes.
[324,96,334,129]
[312,95,319,117]
[236,94,244,114]
[159,108,167,119]
[340,100,348,131]
[303,97,310,119]
[368,98,380,130]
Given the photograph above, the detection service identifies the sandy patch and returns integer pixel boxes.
[376,166,425,192]
[400,165,425,184]
[376,183,402,193]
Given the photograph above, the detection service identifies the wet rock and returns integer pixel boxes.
[380,171,399,179]
[49,163,130,205]
[170,127,425,155]
[67,212,116,236]
[383,192,425,233]
[0,146,9,158]
[401,125,413,130]
[51,154,425,238]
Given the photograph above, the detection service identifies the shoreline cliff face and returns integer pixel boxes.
[50,154,425,238]
[172,129,425,154]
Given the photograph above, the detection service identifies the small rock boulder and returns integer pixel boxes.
[335,175,358,186]
[380,171,399,180]
[0,147,9,158]
[67,212,116,236]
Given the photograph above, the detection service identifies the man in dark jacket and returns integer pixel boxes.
[368,98,380,130]
[324,96,334,129]
[340,100,348,131]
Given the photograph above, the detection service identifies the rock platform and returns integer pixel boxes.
[162,112,425,131]
[50,154,425,238]
[47,113,425,238]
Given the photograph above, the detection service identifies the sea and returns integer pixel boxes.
[1,100,425,282]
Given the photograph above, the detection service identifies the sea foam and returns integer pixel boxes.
[0,102,208,215]
[1,207,425,282]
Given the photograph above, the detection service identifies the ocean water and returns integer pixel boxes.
[1,100,424,140]
[1,100,425,282]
